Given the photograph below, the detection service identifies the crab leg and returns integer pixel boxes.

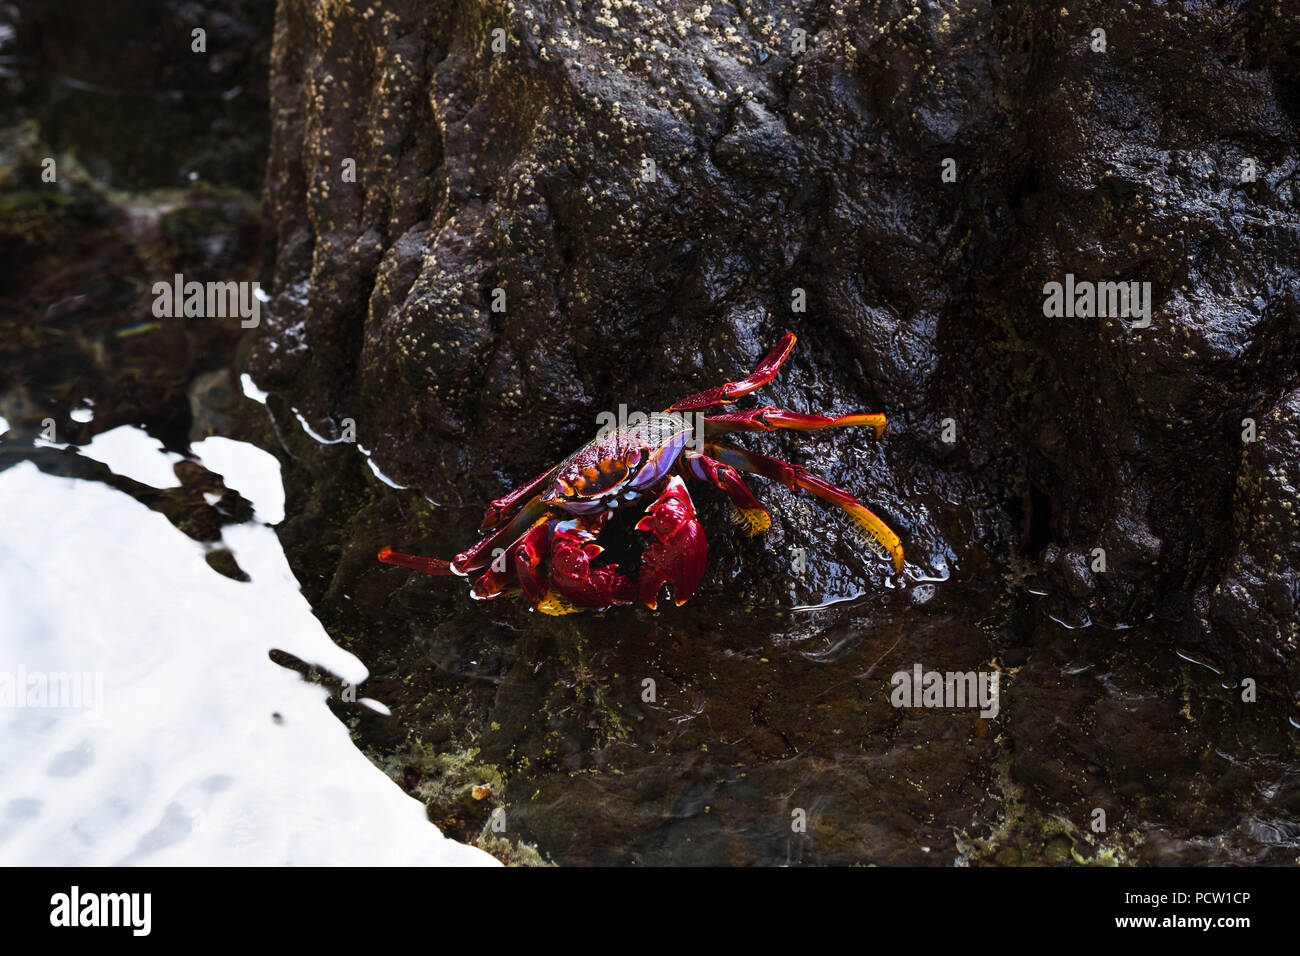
[453,495,549,573]
[480,467,556,530]
[703,407,886,439]
[681,451,771,536]
[667,333,797,411]
[513,518,554,605]
[380,495,549,580]
[377,546,456,576]
[470,513,554,601]
[705,442,904,573]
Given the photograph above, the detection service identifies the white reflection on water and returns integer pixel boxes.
[0,432,495,866]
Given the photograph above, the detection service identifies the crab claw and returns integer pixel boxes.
[636,476,707,609]
[547,521,636,612]
[513,519,553,605]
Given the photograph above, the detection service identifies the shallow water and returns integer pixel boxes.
[238,389,1298,865]
[4,350,1298,866]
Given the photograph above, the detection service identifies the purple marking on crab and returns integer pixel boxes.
[629,423,691,490]
[558,497,613,515]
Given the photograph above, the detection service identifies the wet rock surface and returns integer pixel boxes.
[7,1,271,193]
[1,0,271,448]
[4,0,1298,864]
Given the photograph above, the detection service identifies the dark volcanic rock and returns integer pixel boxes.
[1196,387,1300,697]
[995,1,1300,636]
[240,0,1300,863]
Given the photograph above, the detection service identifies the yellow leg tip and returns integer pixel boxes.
[730,506,771,537]
[846,506,904,573]
[536,590,580,615]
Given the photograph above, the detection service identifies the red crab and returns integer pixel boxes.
[378,333,904,614]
